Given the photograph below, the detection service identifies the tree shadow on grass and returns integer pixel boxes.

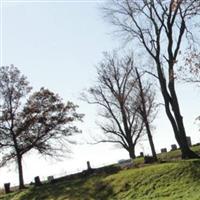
[17,175,114,200]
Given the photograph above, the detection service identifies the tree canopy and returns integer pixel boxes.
[0,65,83,188]
[84,53,157,159]
[103,0,200,159]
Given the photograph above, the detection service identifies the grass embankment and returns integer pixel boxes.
[2,160,200,200]
[1,145,200,200]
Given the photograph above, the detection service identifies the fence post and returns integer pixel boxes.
[87,161,92,170]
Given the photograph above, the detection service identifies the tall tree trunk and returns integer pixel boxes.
[135,68,157,161]
[17,154,25,189]
[145,121,157,161]
[169,87,198,159]
[156,63,199,159]
[128,146,136,159]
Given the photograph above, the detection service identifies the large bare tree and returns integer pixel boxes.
[103,0,200,158]
[84,53,157,159]
[0,66,83,189]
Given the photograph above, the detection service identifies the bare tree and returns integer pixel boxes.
[0,66,83,189]
[103,0,200,158]
[84,53,157,159]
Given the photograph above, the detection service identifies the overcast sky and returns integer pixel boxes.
[0,0,200,186]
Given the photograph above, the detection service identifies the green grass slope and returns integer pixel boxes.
[2,159,200,200]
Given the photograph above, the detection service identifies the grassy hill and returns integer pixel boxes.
[1,159,200,200]
[1,145,200,200]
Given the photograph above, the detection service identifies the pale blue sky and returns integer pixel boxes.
[0,0,200,186]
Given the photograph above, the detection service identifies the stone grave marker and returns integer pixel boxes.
[161,148,167,153]
[4,183,10,194]
[171,144,177,151]
[34,176,42,186]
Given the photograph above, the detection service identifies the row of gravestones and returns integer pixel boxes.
[140,136,192,156]
[3,161,92,194]
[4,176,44,194]
[161,136,192,153]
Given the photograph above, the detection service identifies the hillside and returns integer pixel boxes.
[1,158,200,200]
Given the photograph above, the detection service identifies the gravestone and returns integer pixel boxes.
[161,148,167,153]
[140,152,144,157]
[34,176,42,186]
[186,136,192,147]
[171,144,177,151]
[4,183,10,194]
